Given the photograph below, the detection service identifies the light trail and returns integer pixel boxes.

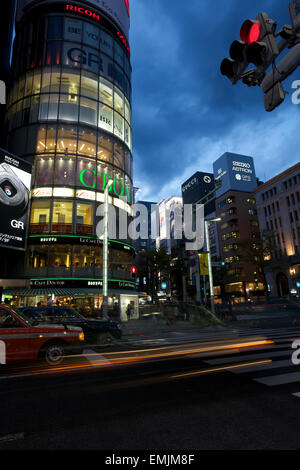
[170,359,273,379]
[0,339,274,379]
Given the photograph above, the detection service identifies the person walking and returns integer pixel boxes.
[126,303,133,321]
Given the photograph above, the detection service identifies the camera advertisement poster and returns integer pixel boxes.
[0,149,32,251]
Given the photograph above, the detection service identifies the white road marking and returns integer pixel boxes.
[0,432,24,443]
[82,348,111,365]
[229,359,291,374]
[254,371,300,386]
[204,348,292,365]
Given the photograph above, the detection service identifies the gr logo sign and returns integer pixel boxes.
[0,340,6,364]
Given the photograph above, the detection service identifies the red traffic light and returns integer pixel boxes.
[131,266,137,277]
[240,20,261,44]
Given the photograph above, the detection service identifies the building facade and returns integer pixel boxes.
[3,0,137,318]
[213,152,264,300]
[253,162,300,297]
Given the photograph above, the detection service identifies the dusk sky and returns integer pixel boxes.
[130,0,299,202]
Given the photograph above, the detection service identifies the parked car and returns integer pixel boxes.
[19,306,122,346]
[0,305,85,365]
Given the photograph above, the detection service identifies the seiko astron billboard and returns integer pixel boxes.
[17,0,130,38]
[213,152,257,198]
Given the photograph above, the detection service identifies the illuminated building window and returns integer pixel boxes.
[52,201,73,233]
[76,202,93,235]
[30,200,51,233]
[49,245,72,268]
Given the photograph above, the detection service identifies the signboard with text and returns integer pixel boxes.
[0,150,32,251]
[213,152,257,198]
[17,0,130,39]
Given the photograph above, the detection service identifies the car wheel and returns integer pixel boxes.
[42,343,65,365]
[96,332,114,345]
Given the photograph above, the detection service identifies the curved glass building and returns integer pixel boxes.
[4,0,137,318]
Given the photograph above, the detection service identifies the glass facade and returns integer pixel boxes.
[5,4,134,287]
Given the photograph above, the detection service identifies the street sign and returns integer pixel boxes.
[289,0,300,31]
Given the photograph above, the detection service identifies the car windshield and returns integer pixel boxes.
[21,307,84,321]
[10,307,34,326]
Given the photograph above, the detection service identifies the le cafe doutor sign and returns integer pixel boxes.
[30,279,136,290]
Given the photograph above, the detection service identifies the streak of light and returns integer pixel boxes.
[170,359,273,379]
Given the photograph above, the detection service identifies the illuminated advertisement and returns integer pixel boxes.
[213,152,257,197]
[17,0,130,39]
[0,149,32,251]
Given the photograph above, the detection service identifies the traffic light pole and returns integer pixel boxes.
[102,179,113,318]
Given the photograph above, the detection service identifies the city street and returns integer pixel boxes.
[1,324,300,450]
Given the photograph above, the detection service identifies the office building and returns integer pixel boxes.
[3,0,137,319]
[253,162,300,297]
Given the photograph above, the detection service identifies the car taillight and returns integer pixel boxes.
[78,332,85,341]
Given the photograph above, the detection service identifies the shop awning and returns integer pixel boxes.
[3,288,139,296]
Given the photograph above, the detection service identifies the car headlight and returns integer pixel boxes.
[78,332,85,341]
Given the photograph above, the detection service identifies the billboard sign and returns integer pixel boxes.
[181,171,215,216]
[0,150,32,251]
[213,153,257,198]
[17,0,130,38]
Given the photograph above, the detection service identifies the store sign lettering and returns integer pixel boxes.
[79,169,131,203]
[66,4,100,21]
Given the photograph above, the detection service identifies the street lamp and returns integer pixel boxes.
[102,179,113,318]
[204,217,221,315]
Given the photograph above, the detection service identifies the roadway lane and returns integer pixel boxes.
[1,327,300,449]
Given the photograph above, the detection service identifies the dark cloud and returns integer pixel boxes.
[130,0,298,200]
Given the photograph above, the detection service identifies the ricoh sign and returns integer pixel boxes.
[17,0,130,38]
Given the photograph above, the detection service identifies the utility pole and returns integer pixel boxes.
[204,218,221,315]
[102,179,113,318]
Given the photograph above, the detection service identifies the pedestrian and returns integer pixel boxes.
[126,303,132,321]
[113,302,120,319]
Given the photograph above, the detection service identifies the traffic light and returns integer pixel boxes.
[243,13,279,69]
[220,40,249,84]
[221,13,279,85]
[131,266,137,279]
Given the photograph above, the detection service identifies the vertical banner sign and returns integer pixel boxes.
[198,253,209,275]
[0,340,6,364]
[0,149,32,251]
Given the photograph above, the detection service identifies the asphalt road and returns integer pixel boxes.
[1,325,300,451]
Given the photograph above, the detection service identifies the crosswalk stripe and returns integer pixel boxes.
[82,348,111,365]
[204,348,292,365]
[254,371,300,386]
[229,359,292,374]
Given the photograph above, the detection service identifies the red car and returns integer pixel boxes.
[0,304,85,365]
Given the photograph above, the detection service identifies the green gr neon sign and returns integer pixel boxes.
[79,169,131,203]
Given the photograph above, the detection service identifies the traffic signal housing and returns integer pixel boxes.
[244,13,279,69]
[221,12,279,86]
[131,266,137,279]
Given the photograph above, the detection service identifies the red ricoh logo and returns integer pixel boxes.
[65,4,100,21]
[124,0,130,17]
